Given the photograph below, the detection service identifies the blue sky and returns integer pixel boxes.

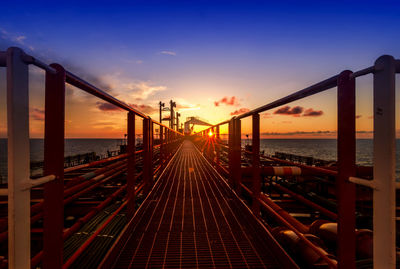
[0,0,399,137]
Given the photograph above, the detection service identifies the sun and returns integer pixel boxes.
[208,130,213,137]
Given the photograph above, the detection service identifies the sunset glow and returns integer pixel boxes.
[0,1,399,138]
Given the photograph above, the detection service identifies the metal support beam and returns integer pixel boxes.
[233,118,242,194]
[228,119,234,187]
[176,112,180,132]
[7,46,31,269]
[143,118,153,194]
[216,125,220,166]
[43,63,66,269]
[159,101,164,123]
[252,113,261,216]
[337,70,356,269]
[373,55,396,269]
[160,126,165,170]
[127,112,136,218]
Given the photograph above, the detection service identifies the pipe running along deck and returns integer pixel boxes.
[103,140,298,268]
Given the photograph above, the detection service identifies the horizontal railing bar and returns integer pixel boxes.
[350,66,374,78]
[196,64,383,133]
[65,71,149,119]
[66,71,181,134]
[21,175,56,190]
[21,53,57,74]
[152,119,181,134]
[13,50,181,133]
[236,74,339,119]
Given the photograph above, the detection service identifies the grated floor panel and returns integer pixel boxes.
[111,140,293,268]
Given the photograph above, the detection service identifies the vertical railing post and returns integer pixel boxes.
[337,70,356,269]
[143,118,151,194]
[252,113,261,216]
[167,129,170,158]
[127,112,135,218]
[233,118,242,193]
[160,126,164,168]
[43,63,66,269]
[149,120,154,182]
[6,47,31,269]
[373,55,396,269]
[216,125,220,167]
[228,119,234,187]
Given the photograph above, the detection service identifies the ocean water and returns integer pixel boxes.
[249,139,399,179]
[0,138,124,183]
[0,138,399,182]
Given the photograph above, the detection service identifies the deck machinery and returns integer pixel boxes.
[184,116,212,136]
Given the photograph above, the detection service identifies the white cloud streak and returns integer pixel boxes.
[101,72,167,101]
[160,50,176,56]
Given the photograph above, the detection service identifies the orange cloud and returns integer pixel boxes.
[214,96,239,106]
[230,108,250,115]
[303,108,323,117]
[274,106,303,116]
[96,101,157,114]
[30,107,45,121]
[273,106,324,117]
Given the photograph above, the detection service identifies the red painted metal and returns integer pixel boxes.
[272,182,338,220]
[63,152,129,173]
[143,118,153,194]
[104,141,299,269]
[258,198,337,268]
[160,126,165,170]
[336,70,356,269]
[43,63,65,269]
[259,193,309,234]
[233,118,242,193]
[30,184,128,268]
[252,113,261,215]
[229,119,235,187]
[216,125,220,166]
[127,112,136,218]
[62,200,128,269]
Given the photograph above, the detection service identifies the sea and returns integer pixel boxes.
[0,138,399,182]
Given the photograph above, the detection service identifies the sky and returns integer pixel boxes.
[0,0,399,138]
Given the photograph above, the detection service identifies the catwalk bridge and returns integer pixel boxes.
[0,47,399,268]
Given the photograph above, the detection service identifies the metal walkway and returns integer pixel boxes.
[105,140,297,268]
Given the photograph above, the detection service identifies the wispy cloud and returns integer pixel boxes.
[160,50,176,56]
[15,35,26,44]
[175,99,201,112]
[30,107,45,121]
[130,103,158,114]
[96,101,157,114]
[273,106,324,117]
[214,96,239,107]
[302,108,323,117]
[0,28,33,50]
[230,108,250,115]
[100,73,167,101]
[274,106,303,116]
[96,102,122,112]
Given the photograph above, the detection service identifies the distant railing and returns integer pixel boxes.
[193,55,399,269]
[0,47,183,268]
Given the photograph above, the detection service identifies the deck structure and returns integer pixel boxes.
[0,47,399,268]
[102,140,297,268]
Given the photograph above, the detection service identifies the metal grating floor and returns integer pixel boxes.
[110,140,294,268]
